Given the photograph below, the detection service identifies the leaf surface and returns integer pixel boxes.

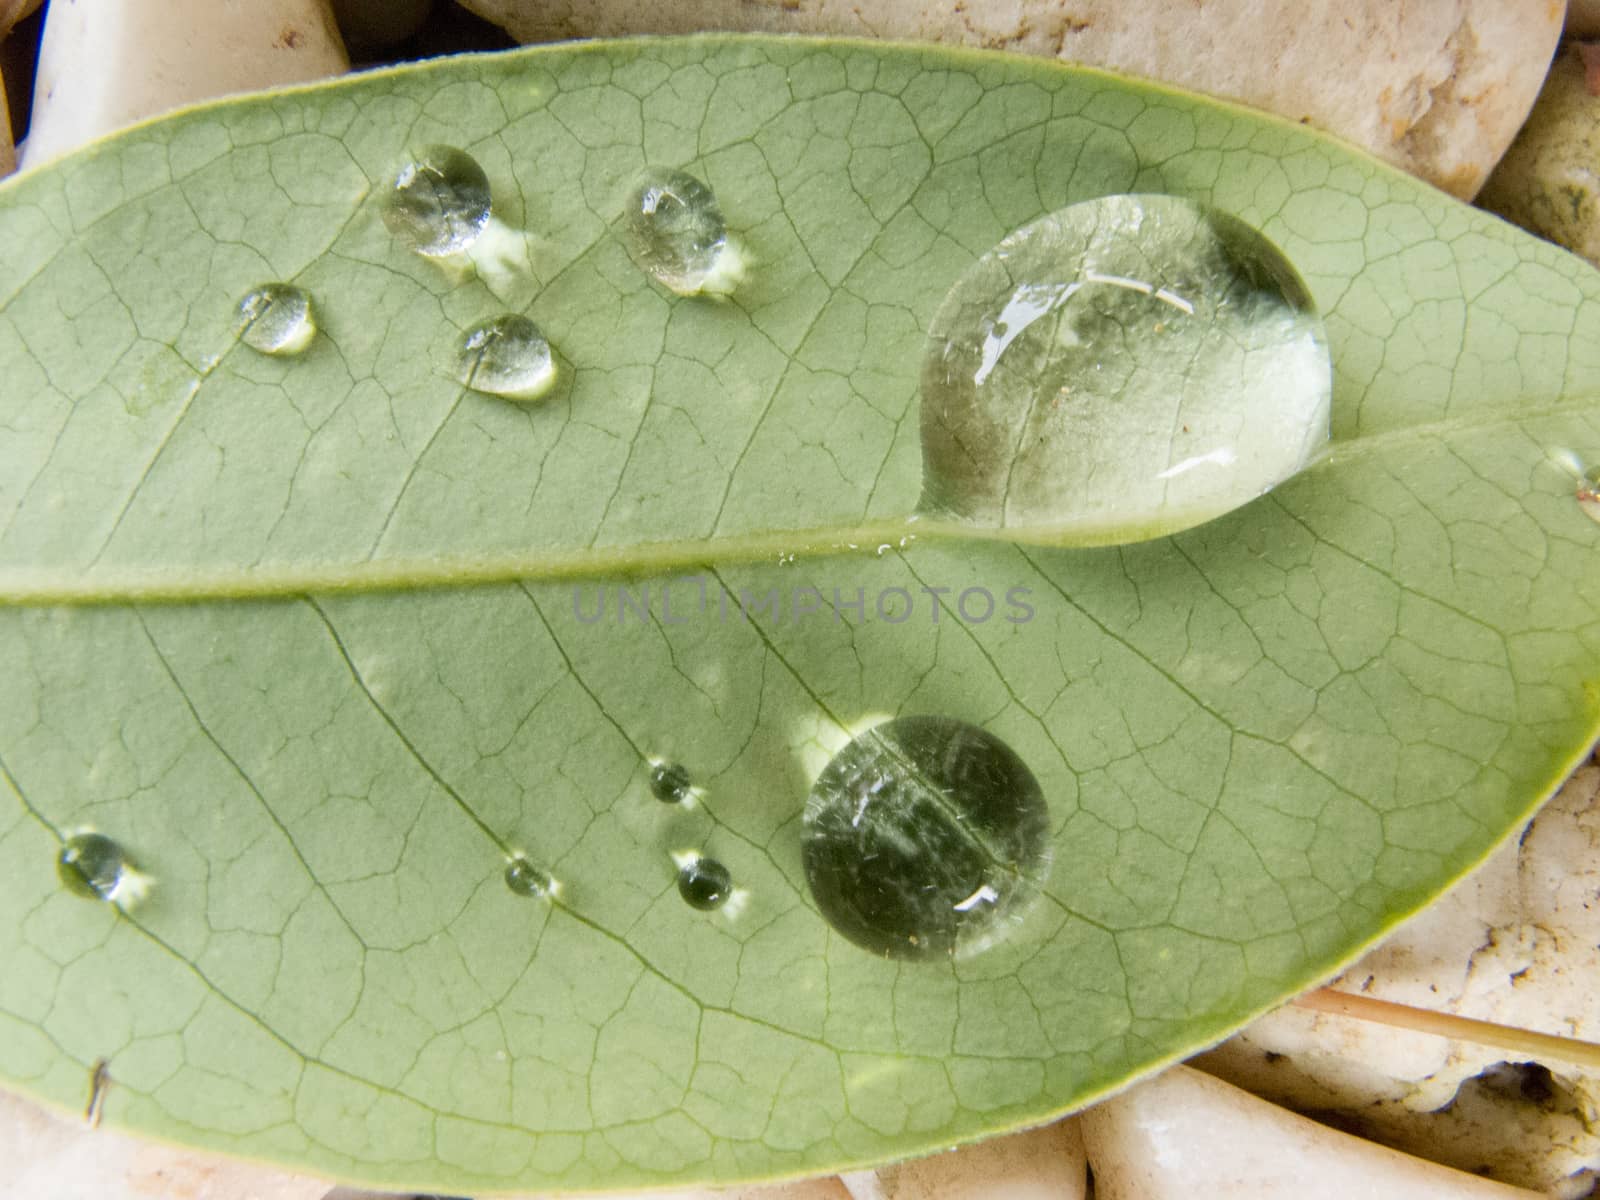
[0,35,1597,1192]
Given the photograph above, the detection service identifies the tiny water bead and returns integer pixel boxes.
[920,194,1331,544]
[620,167,735,296]
[454,315,557,400]
[677,855,732,911]
[504,856,554,898]
[57,833,128,902]
[382,144,493,257]
[1578,463,1600,525]
[802,716,1051,961]
[235,284,315,356]
[649,761,692,804]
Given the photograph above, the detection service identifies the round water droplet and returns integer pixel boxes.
[649,761,692,804]
[455,315,557,400]
[621,167,731,295]
[803,716,1051,961]
[677,856,732,911]
[58,833,128,902]
[504,856,553,898]
[236,283,315,356]
[382,145,492,257]
[921,194,1331,544]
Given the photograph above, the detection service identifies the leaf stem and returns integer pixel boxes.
[1291,987,1600,1070]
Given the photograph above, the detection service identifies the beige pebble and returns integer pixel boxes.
[21,0,348,170]
[456,0,1560,198]
[1480,43,1600,268]
[1082,1065,1542,1199]
[0,1086,329,1200]
[839,1118,1086,1200]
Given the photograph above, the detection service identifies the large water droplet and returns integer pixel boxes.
[455,315,557,400]
[921,194,1331,544]
[621,167,735,296]
[236,283,315,356]
[802,716,1051,961]
[677,856,732,910]
[382,145,492,257]
[58,833,128,902]
[649,761,692,804]
[504,855,554,898]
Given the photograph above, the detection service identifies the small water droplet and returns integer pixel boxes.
[1578,464,1600,524]
[504,856,554,898]
[382,145,492,257]
[649,761,692,803]
[677,856,732,911]
[621,167,736,296]
[921,194,1330,543]
[236,284,315,356]
[802,716,1051,961]
[455,315,557,400]
[58,833,128,902]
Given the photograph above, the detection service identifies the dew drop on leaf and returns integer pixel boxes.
[621,167,734,295]
[57,833,129,902]
[503,856,554,898]
[920,194,1331,543]
[802,716,1051,961]
[649,761,692,803]
[677,855,732,910]
[1578,463,1600,525]
[235,283,315,356]
[454,315,556,400]
[382,144,493,257]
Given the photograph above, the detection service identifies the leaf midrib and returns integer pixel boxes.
[1,398,1589,608]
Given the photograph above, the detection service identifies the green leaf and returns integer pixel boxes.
[0,34,1596,1193]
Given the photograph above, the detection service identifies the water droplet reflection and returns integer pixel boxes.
[649,761,692,804]
[1577,463,1600,525]
[58,833,129,902]
[677,856,732,911]
[236,283,315,356]
[504,856,554,898]
[621,167,739,296]
[921,194,1331,543]
[383,145,493,257]
[802,716,1050,961]
[454,315,557,400]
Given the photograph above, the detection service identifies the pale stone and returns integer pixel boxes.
[0,1087,329,1200]
[20,0,349,170]
[454,0,1560,199]
[1196,760,1600,1198]
[415,1176,854,1199]
[839,1118,1086,1200]
[1082,1065,1542,1199]
[1479,44,1600,269]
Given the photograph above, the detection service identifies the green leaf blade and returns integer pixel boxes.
[0,34,1597,1192]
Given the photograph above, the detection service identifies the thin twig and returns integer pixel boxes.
[1292,988,1600,1070]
